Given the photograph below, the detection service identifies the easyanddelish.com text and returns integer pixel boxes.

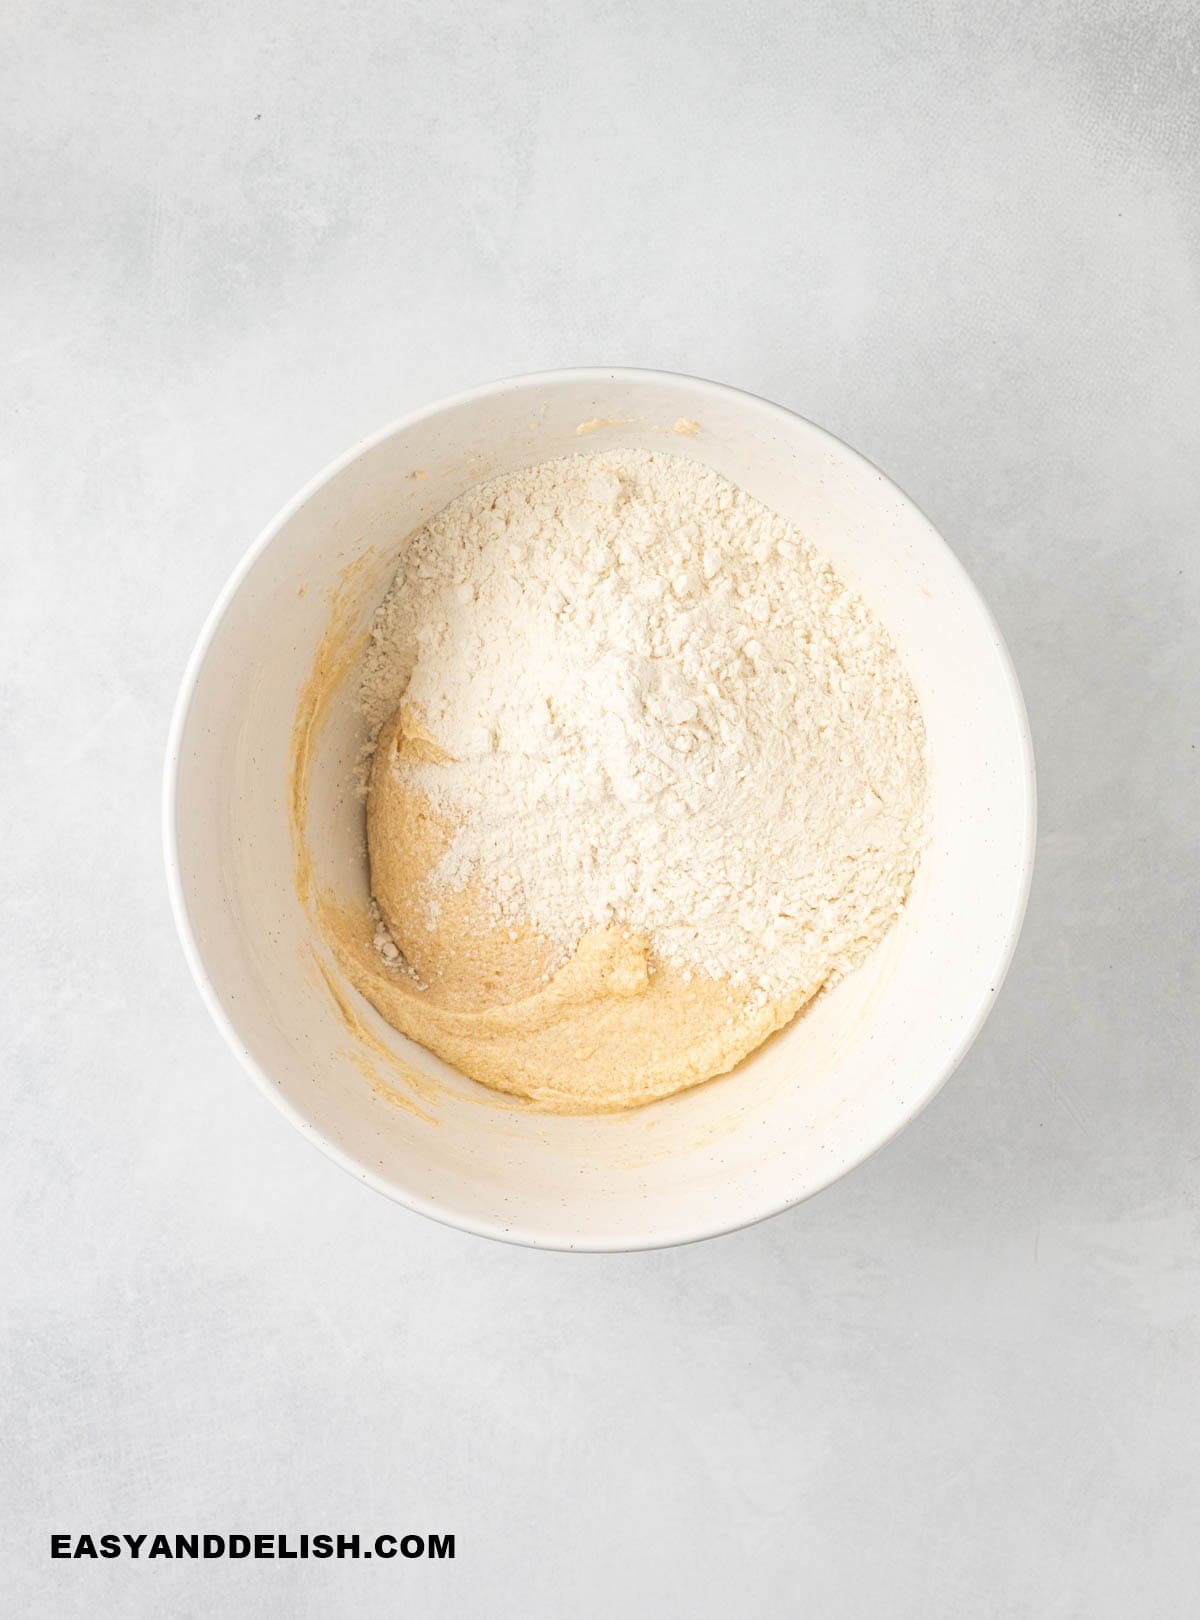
[51,1532,454,1561]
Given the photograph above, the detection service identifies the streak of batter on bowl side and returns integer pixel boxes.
[288,543,463,1124]
[289,548,376,906]
[309,950,438,1124]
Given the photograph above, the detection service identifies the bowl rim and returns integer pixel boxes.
[163,365,1037,1252]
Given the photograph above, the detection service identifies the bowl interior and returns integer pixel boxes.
[168,371,1033,1248]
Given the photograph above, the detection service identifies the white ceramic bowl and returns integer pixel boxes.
[164,369,1034,1250]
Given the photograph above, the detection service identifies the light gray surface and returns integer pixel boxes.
[4,1,1198,1614]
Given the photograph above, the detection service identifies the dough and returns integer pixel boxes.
[303,449,928,1116]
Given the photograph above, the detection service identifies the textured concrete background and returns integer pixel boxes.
[4,2,1198,1614]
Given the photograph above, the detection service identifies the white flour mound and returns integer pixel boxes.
[360,450,927,1005]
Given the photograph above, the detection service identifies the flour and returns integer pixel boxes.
[359,450,927,1005]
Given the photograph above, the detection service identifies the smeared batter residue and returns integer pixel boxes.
[575,417,632,435]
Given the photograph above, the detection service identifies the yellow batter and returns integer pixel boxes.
[321,702,822,1114]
